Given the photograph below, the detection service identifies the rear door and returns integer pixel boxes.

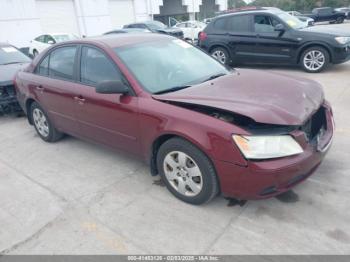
[253,14,297,63]
[225,14,259,63]
[72,45,141,155]
[29,45,80,135]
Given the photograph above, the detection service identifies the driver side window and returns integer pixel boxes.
[254,15,280,33]
[80,46,122,86]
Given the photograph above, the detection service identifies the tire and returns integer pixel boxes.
[336,17,344,24]
[157,138,219,205]
[300,46,330,73]
[30,102,63,142]
[210,47,230,66]
[33,50,39,57]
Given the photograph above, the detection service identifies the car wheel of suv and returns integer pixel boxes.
[336,17,344,24]
[211,47,230,65]
[157,137,219,205]
[300,47,329,73]
[30,102,63,142]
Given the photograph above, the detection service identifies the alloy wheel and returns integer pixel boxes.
[33,108,49,137]
[211,50,226,64]
[163,151,203,197]
[303,50,325,71]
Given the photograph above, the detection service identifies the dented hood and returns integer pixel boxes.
[153,69,324,126]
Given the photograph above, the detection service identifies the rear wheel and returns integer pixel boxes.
[300,47,329,73]
[30,102,63,142]
[210,47,230,65]
[157,138,219,205]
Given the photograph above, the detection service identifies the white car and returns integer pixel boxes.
[29,33,78,57]
[173,21,207,41]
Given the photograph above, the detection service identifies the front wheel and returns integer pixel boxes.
[210,47,230,65]
[300,47,329,73]
[30,102,63,142]
[157,138,219,205]
[336,17,345,24]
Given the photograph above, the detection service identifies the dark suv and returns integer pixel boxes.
[305,7,346,24]
[199,8,350,73]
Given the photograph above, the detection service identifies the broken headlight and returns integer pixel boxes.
[232,135,303,160]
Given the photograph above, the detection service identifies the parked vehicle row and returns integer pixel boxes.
[304,7,347,24]
[14,34,334,205]
[199,7,350,72]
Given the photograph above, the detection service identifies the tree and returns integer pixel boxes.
[228,0,247,8]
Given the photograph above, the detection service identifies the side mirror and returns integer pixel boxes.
[95,80,129,95]
[274,24,285,32]
[48,40,55,44]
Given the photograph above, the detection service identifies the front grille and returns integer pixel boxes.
[300,106,327,143]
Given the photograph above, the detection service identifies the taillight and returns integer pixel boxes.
[199,31,207,42]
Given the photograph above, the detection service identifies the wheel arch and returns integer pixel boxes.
[297,43,333,64]
[149,132,218,180]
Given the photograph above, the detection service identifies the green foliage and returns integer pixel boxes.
[228,0,247,8]
[249,0,350,11]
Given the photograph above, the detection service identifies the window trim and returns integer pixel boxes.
[77,44,136,96]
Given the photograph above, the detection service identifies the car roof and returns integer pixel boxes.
[217,7,283,18]
[63,33,173,49]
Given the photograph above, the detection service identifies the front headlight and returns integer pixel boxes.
[335,36,350,45]
[232,135,303,160]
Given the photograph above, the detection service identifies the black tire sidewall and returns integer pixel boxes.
[300,47,329,73]
[157,138,219,205]
[30,102,56,142]
[211,47,230,66]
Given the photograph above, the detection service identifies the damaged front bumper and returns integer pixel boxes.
[215,104,334,200]
[0,85,22,114]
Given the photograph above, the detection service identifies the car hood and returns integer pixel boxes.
[0,63,29,86]
[299,26,350,36]
[152,69,324,126]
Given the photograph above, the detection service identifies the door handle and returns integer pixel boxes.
[74,96,86,103]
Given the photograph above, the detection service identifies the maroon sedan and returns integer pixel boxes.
[14,34,334,205]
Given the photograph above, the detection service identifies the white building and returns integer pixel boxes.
[0,0,227,48]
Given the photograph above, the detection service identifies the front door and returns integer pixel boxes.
[73,46,141,155]
[253,14,297,63]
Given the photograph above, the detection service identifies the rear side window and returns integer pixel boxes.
[80,47,121,85]
[213,18,227,30]
[227,15,252,32]
[49,46,77,81]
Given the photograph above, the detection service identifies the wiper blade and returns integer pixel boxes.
[154,85,191,95]
[202,73,226,83]
[1,62,24,65]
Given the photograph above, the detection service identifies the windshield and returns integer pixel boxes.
[115,39,229,94]
[277,12,307,29]
[53,34,78,43]
[146,21,167,30]
[0,46,31,65]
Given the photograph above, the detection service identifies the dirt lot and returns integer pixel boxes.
[0,22,350,255]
